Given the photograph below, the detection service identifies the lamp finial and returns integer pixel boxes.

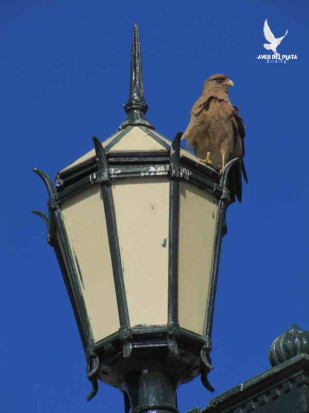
[119,24,154,130]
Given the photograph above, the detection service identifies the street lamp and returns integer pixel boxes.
[33,25,242,413]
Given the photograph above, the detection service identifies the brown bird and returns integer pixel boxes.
[183,74,247,183]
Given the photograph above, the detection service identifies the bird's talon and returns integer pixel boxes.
[199,158,213,165]
[199,152,213,165]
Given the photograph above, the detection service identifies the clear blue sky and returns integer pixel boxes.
[0,0,308,412]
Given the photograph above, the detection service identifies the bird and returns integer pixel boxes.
[182,74,247,182]
[263,19,288,55]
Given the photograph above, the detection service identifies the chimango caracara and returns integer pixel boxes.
[183,74,248,182]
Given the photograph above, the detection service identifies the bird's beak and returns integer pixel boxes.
[225,79,234,87]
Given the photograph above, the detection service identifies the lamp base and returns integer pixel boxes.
[125,366,178,413]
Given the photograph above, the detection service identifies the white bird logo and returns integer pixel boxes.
[263,19,288,54]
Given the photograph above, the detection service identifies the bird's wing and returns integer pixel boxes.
[191,96,215,116]
[232,106,248,183]
[232,106,245,142]
[278,29,288,43]
[263,19,275,43]
[182,96,213,142]
[183,96,218,146]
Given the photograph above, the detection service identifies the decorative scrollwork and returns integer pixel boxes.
[32,210,49,228]
[86,354,100,401]
[200,345,214,392]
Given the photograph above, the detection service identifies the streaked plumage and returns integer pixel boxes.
[183,74,247,192]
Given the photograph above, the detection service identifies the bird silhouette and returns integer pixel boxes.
[263,19,288,55]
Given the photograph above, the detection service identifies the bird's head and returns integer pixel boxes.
[203,74,234,93]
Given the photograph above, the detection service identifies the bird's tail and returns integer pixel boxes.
[228,160,243,203]
[263,43,272,50]
[230,159,248,203]
[241,159,248,183]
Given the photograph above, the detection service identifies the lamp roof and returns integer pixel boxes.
[59,125,208,174]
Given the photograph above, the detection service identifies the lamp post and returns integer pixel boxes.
[33,25,242,413]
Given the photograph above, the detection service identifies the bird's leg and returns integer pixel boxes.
[220,153,226,173]
[199,152,213,165]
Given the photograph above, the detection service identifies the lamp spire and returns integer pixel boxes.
[119,24,154,130]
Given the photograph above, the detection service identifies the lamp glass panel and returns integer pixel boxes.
[178,182,218,336]
[60,184,119,343]
[113,178,169,327]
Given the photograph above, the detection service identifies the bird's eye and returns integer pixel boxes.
[215,77,225,82]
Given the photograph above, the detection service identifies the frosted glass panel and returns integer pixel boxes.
[178,182,218,335]
[61,184,119,342]
[113,178,169,327]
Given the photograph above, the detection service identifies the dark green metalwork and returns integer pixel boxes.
[33,168,97,400]
[53,239,89,348]
[201,158,241,392]
[93,326,206,357]
[57,157,97,181]
[107,151,168,162]
[57,175,93,204]
[33,168,57,246]
[57,164,168,203]
[167,132,182,354]
[56,163,220,205]
[32,210,49,228]
[55,210,101,400]
[269,324,309,367]
[126,369,178,413]
[92,137,132,358]
[54,208,94,347]
[105,126,133,152]
[119,25,153,130]
[56,154,220,206]
[58,146,219,188]
[34,152,239,402]
[86,354,100,401]
[57,151,169,189]
[203,353,309,413]
[33,168,57,196]
[139,126,171,150]
[204,158,240,339]
[34,147,240,405]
